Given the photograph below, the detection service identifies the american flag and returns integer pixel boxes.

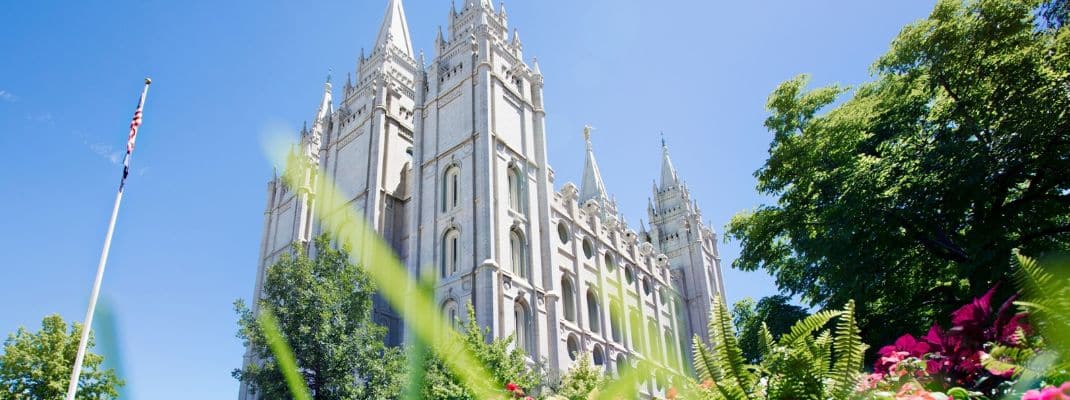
[126,101,143,153]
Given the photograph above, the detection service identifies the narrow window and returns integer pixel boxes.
[609,300,623,343]
[514,300,532,354]
[562,277,576,322]
[507,166,522,211]
[510,230,527,279]
[442,228,460,277]
[443,166,460,212]
[586,288,601,334]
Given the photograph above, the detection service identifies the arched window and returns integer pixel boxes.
[561,277,576,322]
[586,288,601,334]
[664,329,679,368]
[442,300,460,330]
[592,345,605,367]
[442,165,460,212]
[510,229,528,279]
[507,166,522,211]
[441,228,460,277]
[648,319,662,363]
[616,354,628,377]
[566,333,580,361]
[514,299,532,354]
[629,309,644,354]
[609,300,623,343]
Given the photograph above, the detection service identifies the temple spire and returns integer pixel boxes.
[579,125,608,203]
[374,0,414,57]
[660,133,679,189]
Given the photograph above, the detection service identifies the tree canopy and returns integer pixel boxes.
[234,234,405,400]
[727,0,1070,349]
[0,314,123,399]
[731,296,811,363]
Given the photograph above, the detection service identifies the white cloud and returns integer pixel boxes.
[90,143,124,165]
[0,90,15,102]
[25,112,53,124]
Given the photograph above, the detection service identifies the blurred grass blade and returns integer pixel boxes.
[258,309,312,400]
[94,298,130,400]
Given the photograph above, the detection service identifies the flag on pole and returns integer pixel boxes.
[65,77,152,400]
[120,78,150,192]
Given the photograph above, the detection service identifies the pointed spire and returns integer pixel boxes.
[531,57,542,76]
[660,133,680,189]
[499,1,507,17]
[579,125,609,203]
[511,28,522,49]
[375,0,414,57]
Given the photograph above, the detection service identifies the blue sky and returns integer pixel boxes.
[0,1,937,398]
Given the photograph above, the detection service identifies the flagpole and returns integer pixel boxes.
[65,78,151,400]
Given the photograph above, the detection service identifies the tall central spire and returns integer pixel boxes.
[375,0,414,57]
[660,134,679,189]
[579,125,609,203]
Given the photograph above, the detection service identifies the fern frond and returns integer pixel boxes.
[812,329,832,374]
[692,335,717,382]
[827,300,864,399]
[758,322,775,359]
[780,310,842,346]
[708,296,752,399]
[983,344,1040,380]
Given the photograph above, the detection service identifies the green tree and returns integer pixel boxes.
[554,352,607,400]
[731,296,810,363]
[727,0,1070,349]
[421,305,543,399]
[234,234,405,400]
[0,314,123,399]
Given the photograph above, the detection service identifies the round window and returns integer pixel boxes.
[582,238,594,259]
[643,277,652,296]
[625,266,635,285]
[557,222,570,244]
[604,253,615,272]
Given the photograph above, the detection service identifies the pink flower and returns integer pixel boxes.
[1021,383,1070,400]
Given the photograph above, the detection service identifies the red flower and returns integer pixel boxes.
[505,382,518,392]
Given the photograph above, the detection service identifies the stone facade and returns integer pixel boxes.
[241,0,725,398]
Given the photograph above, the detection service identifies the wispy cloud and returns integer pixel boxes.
[0,90,15,102]
[90,143,124,165]
[75,130,124,166]
[25,112,54,124]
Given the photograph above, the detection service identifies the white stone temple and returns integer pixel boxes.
[241,0,725,397]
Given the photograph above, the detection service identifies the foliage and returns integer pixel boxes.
[554,352,607,400]
[984,252,1070,386]
[727,0,1070,350]
[731,296,811,363]
[420,305,543,400]
[233,234,405,400]
[690,296,864,400]
[0,314,123,400]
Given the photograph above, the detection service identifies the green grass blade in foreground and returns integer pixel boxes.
[268,141,500,399]
[258,310,312,400]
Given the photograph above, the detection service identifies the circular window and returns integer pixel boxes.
[582,238,594,259]
[557,222,570,244]
[604,253,616,272]
[566,334,580,360]
[643,277,652,296]
[625,266,634,285]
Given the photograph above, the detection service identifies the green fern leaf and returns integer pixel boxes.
[827,300,864,399]
[780,310,842,346]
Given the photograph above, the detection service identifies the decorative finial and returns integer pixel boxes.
[583,125,594,142]
[326,68,332,83]
[144,77,152,85]
[660,131,666,147]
